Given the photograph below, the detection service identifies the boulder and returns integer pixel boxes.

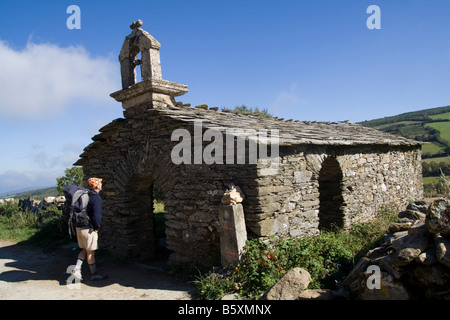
[398,209,426,222]
[263,267,311,300]
[357,272,411,300]
[426,199,450,235]
[386,231,409,251]
[435,236,450,268]
[391,232,429,267]
[341,257,371,293]
[373,256,403,279]
[221,293,240,300]
[409,264,450,288]
[388,222,411,233]
[406,201,429,214]
[297,289,335,300]
[415,247,438,266]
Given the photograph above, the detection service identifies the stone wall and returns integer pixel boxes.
[79,107,259,263]
[249,145,423,240]
[342,199,450,300]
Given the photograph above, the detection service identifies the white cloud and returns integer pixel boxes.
[29,143,83,170]
[269,83,311,120]
[0,170,58,195]
[0,40,118,118]
[272,83,307,111]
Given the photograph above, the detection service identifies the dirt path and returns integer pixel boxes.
[0,239,195,300]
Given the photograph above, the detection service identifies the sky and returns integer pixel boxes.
[1,0,450,194]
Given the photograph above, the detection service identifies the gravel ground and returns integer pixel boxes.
[0,239,195,300]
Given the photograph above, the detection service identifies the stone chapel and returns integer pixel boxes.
[75,20,423,264]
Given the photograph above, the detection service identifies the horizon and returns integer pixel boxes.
[1,0,450,193]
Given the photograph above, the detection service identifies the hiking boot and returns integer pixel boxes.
[70,268,83,281]
[90,273,108,281]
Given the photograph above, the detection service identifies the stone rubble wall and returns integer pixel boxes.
[342,199,450,300]
[248,145,423,239]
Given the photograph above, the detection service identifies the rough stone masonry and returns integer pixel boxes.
[75,20,424,265]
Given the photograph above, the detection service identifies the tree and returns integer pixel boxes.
[422,162,431,177]
[56,167,84,194]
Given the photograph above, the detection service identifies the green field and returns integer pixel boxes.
[423,156,450,164]
[423,176,450,184]
[430,112,450,121]
[360,105,450,189]
[426,121,450,143]
[422,141,446,155]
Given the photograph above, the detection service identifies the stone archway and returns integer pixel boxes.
[318,156,345,231]
[124,174,170,261]
[124,174,156,260]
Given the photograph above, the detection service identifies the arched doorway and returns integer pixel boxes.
[318,156,345,231]
[124,174,169,261]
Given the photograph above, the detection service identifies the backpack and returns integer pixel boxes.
[63,184,92,238]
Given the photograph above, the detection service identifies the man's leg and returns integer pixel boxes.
[75,249,86,270]
[71,249,86,281]
[86,249,107,281]
[86,250,97,275]
[78,249,87,260]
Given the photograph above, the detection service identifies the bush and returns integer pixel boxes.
[0,201,40,241]
[0,201,20,217]
[194,207,398,300]
[0,201,70,247]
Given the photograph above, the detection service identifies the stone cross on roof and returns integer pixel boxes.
[110,20,188,111]
[130,19,143,31]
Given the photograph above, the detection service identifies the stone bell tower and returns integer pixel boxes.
[110,20,188,110]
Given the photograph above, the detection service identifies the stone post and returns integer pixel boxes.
[219,185,247,267]
[219,204,247,267]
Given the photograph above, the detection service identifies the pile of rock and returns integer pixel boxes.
[18,196,66,214]
[342,199,450,300]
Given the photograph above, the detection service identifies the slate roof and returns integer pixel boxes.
[75,104,421,166]
[156,105,421,147]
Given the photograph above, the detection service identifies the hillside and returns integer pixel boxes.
[359,105,450,184]
[0,186,58,200]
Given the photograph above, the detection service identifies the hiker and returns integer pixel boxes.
[71,177,107,281]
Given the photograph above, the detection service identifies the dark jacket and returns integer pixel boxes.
[86,190,102,230]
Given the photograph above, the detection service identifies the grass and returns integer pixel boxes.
[0,201,69,248]
[426,122,450,143]
[154,201,166,238]
[0,214,38,241]
[194,206,398,300]
[422,141,446,155]
[422,156,450,164]
[0,201,36,241]
[423,175,450,185]
[430,112,450,121]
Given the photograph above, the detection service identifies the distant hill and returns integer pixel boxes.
[359,105,450,182]
[0,186,59,200]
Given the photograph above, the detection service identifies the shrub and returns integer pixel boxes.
[0,201,20,217]
[194,207,398,300]
[0,201,70,247]
[0,201,39,241]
